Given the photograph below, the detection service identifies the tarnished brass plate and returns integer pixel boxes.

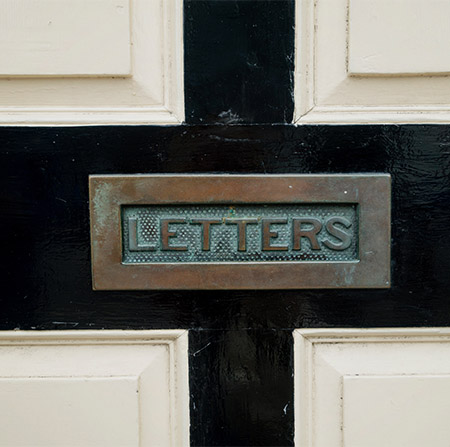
[89,174,390,290]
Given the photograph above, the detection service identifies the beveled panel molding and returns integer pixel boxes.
[0,330,189,446]
[294,328,450,447]
[294,0,450,123]
[0,0,183,125]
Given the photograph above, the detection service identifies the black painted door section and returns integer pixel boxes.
[2,1,450,446]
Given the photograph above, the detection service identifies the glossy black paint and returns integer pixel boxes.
[1,125,450,445]
[190,329,294,446]
[184,0,295,124]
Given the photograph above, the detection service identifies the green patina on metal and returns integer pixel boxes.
[121,204,358,263]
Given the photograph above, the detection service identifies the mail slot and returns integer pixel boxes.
[89,174,390,290]
[122,205,358,262]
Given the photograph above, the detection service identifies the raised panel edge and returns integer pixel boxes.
[293,328,450,447]
[0,330,189,446]
[0,0,184,126]
[293,0,450,124]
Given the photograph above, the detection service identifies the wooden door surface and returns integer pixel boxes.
[1,1,450,446]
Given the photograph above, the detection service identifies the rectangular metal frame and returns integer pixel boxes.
[89,174,391,290]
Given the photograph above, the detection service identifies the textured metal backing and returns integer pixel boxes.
[89,174,391,290]
[122,204,358,263]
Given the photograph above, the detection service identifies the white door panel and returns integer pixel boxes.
[0,0,184,125]
[295,0,450,123]
[294,328,450,447]
[0,330,189,447]
[348,0,450,76]
[343,375,450,447]
[0,0,131,77]
[0,377,139,446]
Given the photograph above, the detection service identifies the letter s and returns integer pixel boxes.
[323,216,352,251]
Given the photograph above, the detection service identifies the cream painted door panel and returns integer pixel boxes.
[0,0,131,77]
[0,0,184,124]
[0,331,189,447]
[294,329,450,447]
[347,0,450,76]
[295,0,450,123]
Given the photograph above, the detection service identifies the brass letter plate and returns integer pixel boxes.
[89,174,390,290]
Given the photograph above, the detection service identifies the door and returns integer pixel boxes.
[1,0,450,446]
